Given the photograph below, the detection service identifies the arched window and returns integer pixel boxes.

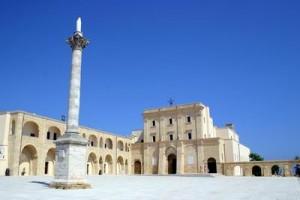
[117,141,124,151]
[22,122,39,137]
[105,138,113,149]
[47,127,61,140]
[88,135,98,147]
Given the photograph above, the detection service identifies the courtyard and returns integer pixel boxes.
[0,175,299,200]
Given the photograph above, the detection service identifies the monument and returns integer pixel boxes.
[50,17,90,189]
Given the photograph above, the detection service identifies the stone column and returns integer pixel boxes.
[50,18,90,189]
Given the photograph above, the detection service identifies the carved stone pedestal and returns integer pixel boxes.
[49,133,91,189]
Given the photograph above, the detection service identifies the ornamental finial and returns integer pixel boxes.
[76,17,81,32]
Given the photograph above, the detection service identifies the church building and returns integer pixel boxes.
[0,102,297,177]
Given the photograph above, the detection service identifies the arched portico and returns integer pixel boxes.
[99,156,103,175]
[19,145,38,176]
[105,138,113,149]
[117,156,124,175]
[252,165,262,176]
[88,135,98,147]
[47,126,61,140]
[45,148,55,176]
[117,141,124,151]
[87,152,97,175]
[271,165,279,175]
[104,154,113,174]
[22,122,39,137]
[125,159,128,174]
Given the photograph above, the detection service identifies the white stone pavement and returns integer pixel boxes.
[0,175,299,200]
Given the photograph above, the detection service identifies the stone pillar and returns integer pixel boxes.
[50,18,90,189]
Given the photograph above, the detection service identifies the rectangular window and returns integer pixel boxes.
[187,116,191,123]
[188,133,192,140]
[169,118,173,125]
[170,134,173,141]
[53,133,57,140]
[152,120,156,127]
[47,132,50,139]
[152,136,156,142]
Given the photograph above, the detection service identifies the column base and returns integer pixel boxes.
[49,181,91,189]
[52,132,90,189]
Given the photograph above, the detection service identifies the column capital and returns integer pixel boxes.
[67,32,89,50]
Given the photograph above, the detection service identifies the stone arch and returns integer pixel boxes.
[165,146,176,174]
[104,154,113,174]
[22,121,39,137]
[19,145,38,176]
[11,120,16,135]
[165,146,176,156]
[98,156,103,175]
[167,154,177,174]
[134,160,142,174]
[87,152,97,175]
[207,157,217,173]
[117,156,124,175]
[99,137,103,148]
[233,165,243,176]
[47,126,61,140]
[125,159,128,174]
[105,138,113,149]
[252,165,262,176]
[88,135,98,147]
[117,140,124,151]
[293,164,300,176]
[45,148,55,176]
[271,165,280,175]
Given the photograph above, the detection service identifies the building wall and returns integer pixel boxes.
[132,103,240,175]
[0,113,10,175]
[0,111,131,176]
[1,103,298,177]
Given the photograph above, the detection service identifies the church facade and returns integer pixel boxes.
[0,102,298,177]
[130,103,250,175]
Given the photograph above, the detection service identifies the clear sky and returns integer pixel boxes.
[0,0,299,160]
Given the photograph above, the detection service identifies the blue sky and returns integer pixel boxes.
[0,0,299,160]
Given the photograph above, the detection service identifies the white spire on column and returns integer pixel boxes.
[76,17,82,32]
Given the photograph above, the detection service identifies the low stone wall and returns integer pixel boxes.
[223,160,300,177]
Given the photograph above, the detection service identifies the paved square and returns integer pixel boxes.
[0,176,299,200]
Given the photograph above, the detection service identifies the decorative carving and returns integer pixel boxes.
[67,32,89,50]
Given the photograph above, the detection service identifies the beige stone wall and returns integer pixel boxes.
[0,111,131,176]
[132,103,255,176]
[0,113,10,175]
[223,160,300,177]
[1,103,297,177]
